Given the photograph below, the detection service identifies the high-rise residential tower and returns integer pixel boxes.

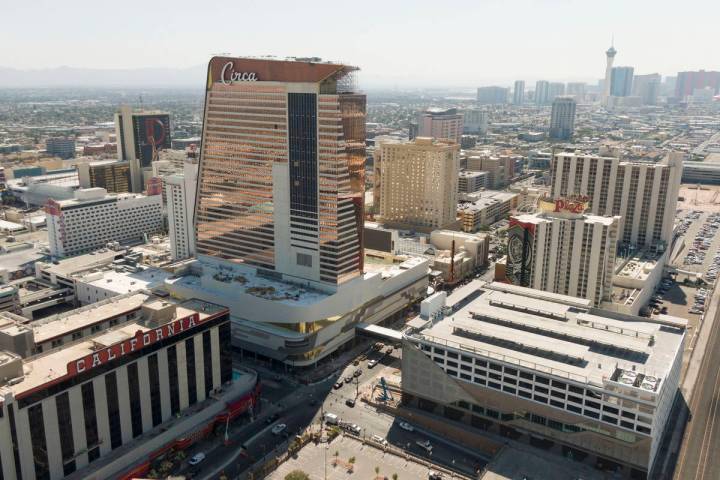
[603,43,617,104]
[549,97,577,140]
[548,82,565,102]
[513,80,525,104]
[534,80,550,105]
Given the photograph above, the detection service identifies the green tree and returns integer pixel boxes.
[375,466,381,476]
[392,474,399,480]
[285,470,310,480]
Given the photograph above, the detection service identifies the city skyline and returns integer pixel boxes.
[2,0,719,87]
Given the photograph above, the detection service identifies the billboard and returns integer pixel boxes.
[506,218,535,287]
[132,114,170,167]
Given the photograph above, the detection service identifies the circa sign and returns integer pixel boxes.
[220,62,258,84]
[67,312,201,376]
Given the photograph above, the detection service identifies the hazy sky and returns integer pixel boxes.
[3,0,719,87]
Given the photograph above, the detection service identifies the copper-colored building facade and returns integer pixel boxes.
[195,57,365,287]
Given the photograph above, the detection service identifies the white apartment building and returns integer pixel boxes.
[506,206,620,307]
[403,281,685,477]
[45,188,163,258]
[457,190,519,232]
[165,159,199,261]
[377,137,460,231]
[550,152,682,248]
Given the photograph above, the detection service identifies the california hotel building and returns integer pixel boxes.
[166,57,428,366]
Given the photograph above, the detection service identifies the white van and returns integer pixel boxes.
[324,413,339,425]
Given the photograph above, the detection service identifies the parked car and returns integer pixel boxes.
[334,381,343,389]
[345,398,356,407]
[265,413,280,424]
[188,452,206,466]
[344,376,353,384]
[398,421,414,432]
[416,439,433,453]
[367,359,379,368]
[353,369,362,377]
[372,434,388,446]
[428,473,443,480]
[271,423,287,435]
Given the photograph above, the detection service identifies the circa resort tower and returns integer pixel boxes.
[166,57,428,366]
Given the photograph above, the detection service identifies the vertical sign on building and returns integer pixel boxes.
[506,219,535,287]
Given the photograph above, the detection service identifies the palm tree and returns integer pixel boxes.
[392,474,398,480]
[375,466,381,477]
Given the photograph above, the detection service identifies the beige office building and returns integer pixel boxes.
[550,152,682,248]
[377,137,460,231]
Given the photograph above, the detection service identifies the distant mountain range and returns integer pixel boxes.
[0,65,208,88]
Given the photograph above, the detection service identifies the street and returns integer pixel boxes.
[673,290,720,480]
[176,346,486,479]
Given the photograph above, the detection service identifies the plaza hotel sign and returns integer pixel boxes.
[539,195,590,215]
[66,312,202,376]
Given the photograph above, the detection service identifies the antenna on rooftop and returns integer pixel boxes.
[139,94,144,110]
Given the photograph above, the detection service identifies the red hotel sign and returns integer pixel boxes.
[67,312,201,376]
[553,196,590,214]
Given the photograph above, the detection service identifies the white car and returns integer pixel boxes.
[271,423,287,435]
[372,434,388,446]
[188,452,206,465]
[398,421,414,432]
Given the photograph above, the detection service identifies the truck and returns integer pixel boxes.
[324,413,339,425]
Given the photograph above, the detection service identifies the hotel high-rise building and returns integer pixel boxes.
[77,160,131,193]
[115,107,171,193]
[506,204,620,307]
[550,152,682,248]
[194,57,366,286]
[675,70,720,100]
[417,108,464,143]
[376,137,460,231]
[166,157,199,261]
[165,57,429,367]
[632,73,661,105]
[549,97,577,140]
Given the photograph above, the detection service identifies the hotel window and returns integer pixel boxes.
[127,363,143,438]
[186,338,198,405]
[56,392,76,475]
[203,331,214,396]
[105,372,123,449]
[28,403,49,480]
[81,382,100,462]
[148,354,162,427]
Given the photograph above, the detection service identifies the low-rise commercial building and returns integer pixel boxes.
[458,170,488,194]
[402,281,685,477]
[458,190,519,232]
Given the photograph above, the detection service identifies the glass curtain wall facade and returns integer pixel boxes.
[195,58,366,286]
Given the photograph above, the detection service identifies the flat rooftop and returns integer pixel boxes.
[78,266,172,294]
[411,282,685,388]
[168,256,426,306]
[4,298,226,398]
[458,191,517,212]
[40,249,123,277]
[32,292,150,344]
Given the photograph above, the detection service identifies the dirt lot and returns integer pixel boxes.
[268,435,443,480]
[677,184,720,213]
